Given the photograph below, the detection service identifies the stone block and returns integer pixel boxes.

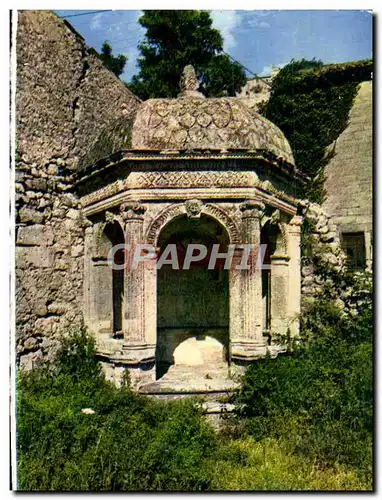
[48,302,67,315]
[17,224,54,246]
[19,349,43,371]
[24,337,38,350]
[66,208,79,220]
[16,246,55,269]
[34,302,48,317]
[19,207,44,223]
[34,317,58,336]
[71,244,83,257]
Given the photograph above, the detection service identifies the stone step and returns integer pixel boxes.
[138,363,240,395]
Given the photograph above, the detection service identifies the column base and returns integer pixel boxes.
[230,339,268,361]
[96,334,156,364]
[230,339,287,365]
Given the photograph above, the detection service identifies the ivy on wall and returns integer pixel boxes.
[262,59,373,203]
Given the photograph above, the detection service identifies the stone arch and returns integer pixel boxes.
[155,209,231,379]
[92,219,125,335]
[145,201,241,246]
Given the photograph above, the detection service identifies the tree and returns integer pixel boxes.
[100,42,127,78]
[127,10,247,99]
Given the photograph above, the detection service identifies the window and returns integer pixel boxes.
[341,232,366,271]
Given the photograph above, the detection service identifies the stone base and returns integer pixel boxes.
[231,339,268,361]
[138,363,239,394]
[229,341,287,377]
[96,334,156,364]
[99,359,156,387]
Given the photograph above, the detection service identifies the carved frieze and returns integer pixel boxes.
[80,171,255,208]
[135,171,253,189]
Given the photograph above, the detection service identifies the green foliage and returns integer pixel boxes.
[234,274,373,484]
[17,329,216,491]
[263,58,372,202]
[127,10,246,99]
[209,437,370,491]
[99,42,127,78]
[18,309,373,491]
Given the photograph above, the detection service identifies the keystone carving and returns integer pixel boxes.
[185,199,203,219]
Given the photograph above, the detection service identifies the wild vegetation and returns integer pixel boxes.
[262,58,373,202]
[17,267,372,491]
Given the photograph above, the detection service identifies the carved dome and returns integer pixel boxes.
[131,66,294,165]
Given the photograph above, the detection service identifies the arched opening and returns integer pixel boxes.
[94,221,125,335]
[261,222,277,332]
[156,214,230,379]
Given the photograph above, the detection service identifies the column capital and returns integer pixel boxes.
[289,215,304,227]
[82,217,94,234]
[104,210,115,224]
[240,199,265,219]
[120,201,147,222]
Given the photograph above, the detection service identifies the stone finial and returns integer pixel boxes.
[178,65,205,98]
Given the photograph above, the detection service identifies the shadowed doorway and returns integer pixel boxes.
[156,214,230,379]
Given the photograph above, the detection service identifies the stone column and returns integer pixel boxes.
[229,248,244,359]
[286,215,303,337]
[270,252,290,339]
[93,258,113,334]
[83,220,94,331]
[120,202,147,343]
[364,230,372,270]
[231,200,267,361]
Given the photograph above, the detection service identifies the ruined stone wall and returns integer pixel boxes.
[299,201,347,303]
[323,81,372,262]
[15,10,141,368]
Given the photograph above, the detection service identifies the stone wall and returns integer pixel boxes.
[323,81,372,264]
[15,10,141,368]
[299,201,347,303]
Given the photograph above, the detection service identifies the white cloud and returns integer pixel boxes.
[247,11,272,29]
[259,62,287,77]
[90,12,106,31]
[210,10,243,51]
[259,65,273,76]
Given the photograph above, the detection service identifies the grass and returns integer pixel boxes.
[210,437,370,491]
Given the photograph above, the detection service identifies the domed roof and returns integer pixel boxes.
[131,65,294,165]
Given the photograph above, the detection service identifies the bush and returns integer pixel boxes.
[17,288,373,491]
[17,329,216,491]
[234,273,373,484]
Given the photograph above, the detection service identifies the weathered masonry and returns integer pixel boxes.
[76,66,304,389]
[323,81,373,271]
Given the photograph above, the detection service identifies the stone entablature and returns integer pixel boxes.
[76,154,301,214]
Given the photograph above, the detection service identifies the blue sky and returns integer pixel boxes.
[55,10,373,83]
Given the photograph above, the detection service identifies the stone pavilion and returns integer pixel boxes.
[76,66,304,390]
